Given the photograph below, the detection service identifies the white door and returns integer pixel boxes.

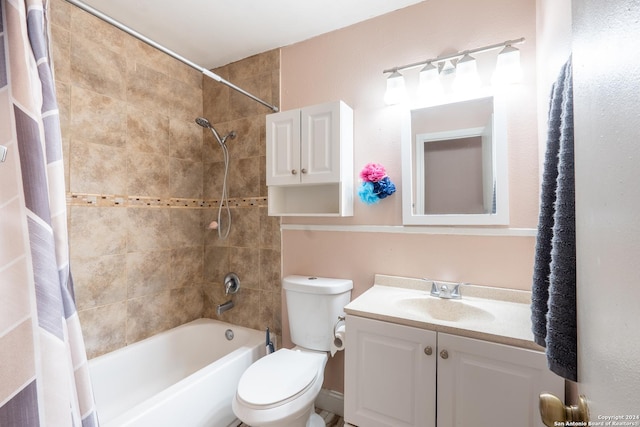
[437,333,562,427]
[573,0,640,416]
[300,102,341,184]
[266,109,300,186]
[344,316,436,427]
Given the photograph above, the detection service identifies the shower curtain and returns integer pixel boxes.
[0,0,98,425]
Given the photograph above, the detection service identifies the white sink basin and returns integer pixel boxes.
[395,296,495,322]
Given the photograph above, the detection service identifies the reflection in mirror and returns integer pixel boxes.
[401,95,509,225]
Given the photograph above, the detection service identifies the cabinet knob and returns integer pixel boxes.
[424,346,433,356]
[440,350,449,359]
[301,168,307,174]
[291,169,297,175]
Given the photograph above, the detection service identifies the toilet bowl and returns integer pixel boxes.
[232,275,353,427]
[232,348,328,427]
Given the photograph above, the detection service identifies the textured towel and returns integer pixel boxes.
[531,57,577,382]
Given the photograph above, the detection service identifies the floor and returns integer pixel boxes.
[236,408,345,426]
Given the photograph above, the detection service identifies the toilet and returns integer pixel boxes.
[232,275,353,427]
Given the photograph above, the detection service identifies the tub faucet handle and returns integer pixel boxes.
[224,272,240,295]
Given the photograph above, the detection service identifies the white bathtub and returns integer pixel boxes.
[89,318,266,427]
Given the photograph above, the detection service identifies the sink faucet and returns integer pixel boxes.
[429,280,462,299]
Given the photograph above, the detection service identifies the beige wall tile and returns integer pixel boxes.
[69,206,127,258]
[126,250,172,298]
[229,207,260,248]
[172,247,204,288]
[126,151,170,197]
[69,140,127,194]
[170,208,204,248]
[169,158,203,199]
[229,247,260,290]
[73,254,127,310]
[50,23,70,84]
[126,208,171,252]
[228,157,260,197]
[70,86,127,147]
[78,302,127,358]
[170,118,203,161]
[70,38,127,101]
[127,106,170,155]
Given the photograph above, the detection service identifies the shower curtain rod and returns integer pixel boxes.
[62,0,279,112]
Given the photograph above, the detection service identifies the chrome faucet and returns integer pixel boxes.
[429,280,462,299]
[215,273,240,316]
[216,300,234,316]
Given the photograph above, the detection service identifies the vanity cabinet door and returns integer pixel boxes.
[436,333,563,427]
[345,315,436,427]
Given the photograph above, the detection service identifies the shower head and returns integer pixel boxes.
[195,117,212,129]
[195,117,236,146]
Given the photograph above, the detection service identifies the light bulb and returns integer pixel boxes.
[492,45,522,85]
[384,70,408,105]
[417,62,444,102]
[453,53,482,92]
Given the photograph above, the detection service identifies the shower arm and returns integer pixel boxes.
[62,0,279,113]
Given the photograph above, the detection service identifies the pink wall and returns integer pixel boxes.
[279,0,538,393]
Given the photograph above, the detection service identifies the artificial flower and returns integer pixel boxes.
[359,162,387,182]
[373,176,396,199]
[358,182,380,205]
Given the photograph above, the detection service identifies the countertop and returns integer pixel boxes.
[344,274,543,351]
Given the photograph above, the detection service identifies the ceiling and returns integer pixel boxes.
[80,0,425,70]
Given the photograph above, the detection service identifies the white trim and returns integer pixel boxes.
[281,223,536,237]
[315,388,344,417]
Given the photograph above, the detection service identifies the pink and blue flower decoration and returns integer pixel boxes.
[357,163,396,205]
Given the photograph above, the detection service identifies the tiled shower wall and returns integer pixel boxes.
[201,52,282,340]
[50,0,281,358]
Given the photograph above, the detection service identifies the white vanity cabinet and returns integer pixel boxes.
[266,100,353,216]
[345,315,564,427]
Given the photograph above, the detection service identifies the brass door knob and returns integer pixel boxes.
[539,394,589,427]
[424,346,433,356]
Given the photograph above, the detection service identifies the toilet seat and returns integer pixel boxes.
[236,349,324,409]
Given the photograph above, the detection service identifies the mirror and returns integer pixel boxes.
[401,94,509,225]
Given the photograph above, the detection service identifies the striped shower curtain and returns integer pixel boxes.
[0,0,99,425]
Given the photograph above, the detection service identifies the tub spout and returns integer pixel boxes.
[216,300,234,316]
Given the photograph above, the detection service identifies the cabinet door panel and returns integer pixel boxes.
[345,316,436,427]
[301,103,341,183]
[266,110,300,185]
[437,333,563,427]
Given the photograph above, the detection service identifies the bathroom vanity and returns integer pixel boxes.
[343,275,563,427]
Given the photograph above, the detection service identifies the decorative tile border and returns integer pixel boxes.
[66,193,268,209]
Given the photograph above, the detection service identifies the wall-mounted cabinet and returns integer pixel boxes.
[345,315,564,427]
[266,100,353,216]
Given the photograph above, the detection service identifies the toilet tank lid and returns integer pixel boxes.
[283,275,353,295]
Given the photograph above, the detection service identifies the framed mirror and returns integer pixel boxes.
[401,94,509,225]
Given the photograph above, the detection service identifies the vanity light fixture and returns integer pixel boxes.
[384,69,408,105]
[383,37,525,105]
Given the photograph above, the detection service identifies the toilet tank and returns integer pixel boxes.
[283,275,353,351]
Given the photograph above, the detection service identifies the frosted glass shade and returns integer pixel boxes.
[384,71,407,105]
[492,45,522,85]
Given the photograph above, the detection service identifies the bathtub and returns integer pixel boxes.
[89,318,266,427]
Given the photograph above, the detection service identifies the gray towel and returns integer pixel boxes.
[531,57,577,382]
